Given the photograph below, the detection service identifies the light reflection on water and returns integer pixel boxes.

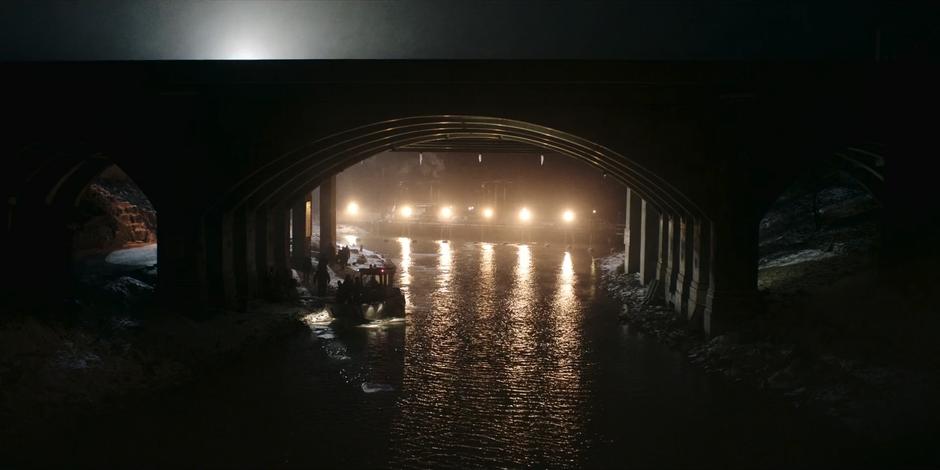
[387,242,596,468]
[329,239,851,469]
[397,237,412,311]
[436,240,453,290]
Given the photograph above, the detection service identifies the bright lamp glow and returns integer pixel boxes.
[440,206,454,220]
[346,201,359,215]
[563,210,575,223]
[400,205,413,218]
[519,207,532,222]
[482,207,494,219]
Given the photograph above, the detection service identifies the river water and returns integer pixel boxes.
[33,236,865,468]
[295,237,856,468]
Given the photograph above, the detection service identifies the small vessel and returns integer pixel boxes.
[330,264,406,324]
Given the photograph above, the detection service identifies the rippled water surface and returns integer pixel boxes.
[314,238,853,468]
[31,237,863,468]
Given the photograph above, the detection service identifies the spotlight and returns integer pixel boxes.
[400,205,413,218]
[346,201,360,215]
[483,207,494,219]
[563,210,575,223]
[519,207,532,223]
[440,206,454,220]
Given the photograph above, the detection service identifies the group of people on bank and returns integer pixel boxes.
[335,272,382,305]
[298,244,383,297]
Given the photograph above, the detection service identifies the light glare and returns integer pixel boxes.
[519,207,532,222]
[440,206,454,220]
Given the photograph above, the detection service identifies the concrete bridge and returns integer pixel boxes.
[1,60,935,334]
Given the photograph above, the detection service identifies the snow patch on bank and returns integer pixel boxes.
[759,247,838,269]
[598,252,625,274]
[361,382,395,393]
[105,243,157,266]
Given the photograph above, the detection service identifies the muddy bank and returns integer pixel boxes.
[599,253,939,453]
[0,302,310,450]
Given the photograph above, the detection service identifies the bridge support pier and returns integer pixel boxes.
[663,215,681,308]
[654,214,670,297]
[624,188,642,274]
[704,217,759,336]
[639,200,660,284]
[686,217,711,330]
[674,215,695,320]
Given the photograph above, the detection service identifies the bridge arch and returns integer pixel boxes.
[203,115,729,328]
[219,116,706,220]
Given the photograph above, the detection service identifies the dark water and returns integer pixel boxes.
[18,237,868,468]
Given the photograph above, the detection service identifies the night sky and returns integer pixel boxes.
[2,1,934,61]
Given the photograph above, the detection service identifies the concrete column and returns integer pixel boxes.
[291,197,308,267]
[655,213,669,286]
[624,188,643,273]
[305,191,313,246]
[663,216,681,307]
[639,200,660,284]
[686,217,711,330]
[673,215,695,319]
[704,217,759,336]
[319,175,337,262]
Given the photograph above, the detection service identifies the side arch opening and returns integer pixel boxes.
[4,152,158,317]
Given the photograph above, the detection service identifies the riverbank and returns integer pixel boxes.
[599,253,939,453]
[1,225,400,450]
[0,301,310,449]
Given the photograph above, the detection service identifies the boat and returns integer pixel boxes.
[329,264,406,324]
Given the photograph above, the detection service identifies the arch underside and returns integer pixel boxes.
[217,116,707,222]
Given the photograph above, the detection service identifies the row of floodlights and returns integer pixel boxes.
[344,201,593,223]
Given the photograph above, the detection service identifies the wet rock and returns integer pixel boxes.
[104,276,154,306]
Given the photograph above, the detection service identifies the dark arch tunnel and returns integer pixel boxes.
[2,148,159,309]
